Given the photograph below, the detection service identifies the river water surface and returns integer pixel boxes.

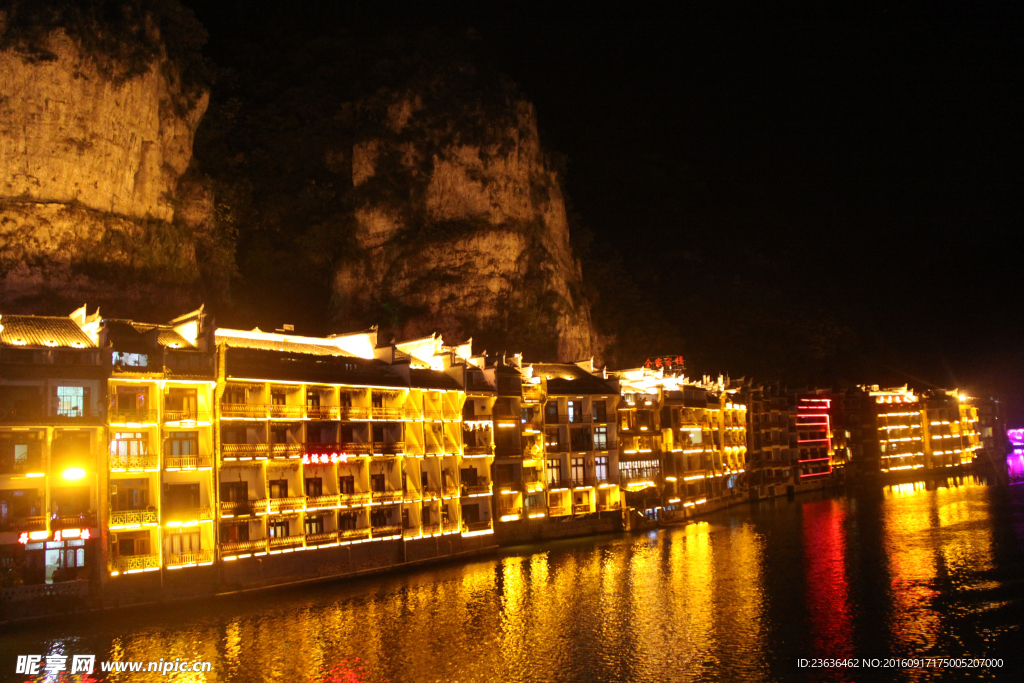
[3,475,1023,682]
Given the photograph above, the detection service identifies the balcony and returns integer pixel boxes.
[268,534,305,549]
[371,407,402,420]
[338,442,372,455]
[404,408,423,421]
[420,523,441,535]
[270,443,303,459]
[306,494,340,509]
[221,538,266,554]
[463,481,492,496]
[166,550,213,567]
[464,445,492,456]
[109,509,158,526]
[306,406,339,420]
[338,491,371,506]
[548,506,570,517]
[423,410,444,421]
[571,476,597,489]
[51,512,96,530]
[220,403,268,418]
[525,480,545,493]
[110,554,160,573]
[338,528,371,541]
[463,520,492,533]
[164,455,213,469]
[221,443,268,458]
[109,409,157,424]
[371,524,402,537]
[306,531,337,544]
[598,501,622,511]
[573,504,592,515]
[0,515,47,532]
[338,406,371,420]
[374,442,405,455]
[545,414,568,425]
[0,458,43,475]
[220,500,255,516]
[254,497,306,514]
[421,486,441,499]
[163,410,210,423]
[269,404,304,419]
[109,453,160,470]
[371,489,403,503]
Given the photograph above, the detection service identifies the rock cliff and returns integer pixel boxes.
[0,19,216,317]
[336,91,596,361]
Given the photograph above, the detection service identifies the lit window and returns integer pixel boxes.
[56,386,85,417]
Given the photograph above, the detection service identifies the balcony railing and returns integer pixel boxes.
[374,442,405,455]
[598,501,622,511]
[525,480,545,493]
[163,410,210,423]
[0,516,47,532]
[371,408,402,420]
[338,491,371,505]
[221,538,266,554]
[338,406,370,420]
[421,486,441,498]
[165,455,213,469]
[339,442,372,455]
[306,406,339,420]
[306,494,340,509]
[463,481,492,495]
[109,509,158,526]
[220,500,255,516]
[371,524,402,537]
[109,453,160,470]
[270,443,303,459]
[0,459,43,475]
[306,531,337,544]
[109,409,157,423]
[51,512,96,529]
[166,550,213,567]
[423,410,444,421]
[371,489,403,503]
[221,443,268,458]
[254,497,306,514]
[463,520,492,532]
[268,535,305,548]
[338,528,371,541]
[110,554,160,573]
[420,523,441,535]
[220,403,268,418]
[548,506,570,517]
[571,477,597,488]
[268,404,304,419]
[573,504,592,515]
[404,408,423,420]
[464,445,492,456]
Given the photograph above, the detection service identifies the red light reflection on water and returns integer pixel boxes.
[802,500,854,680]
[318,657,384,683]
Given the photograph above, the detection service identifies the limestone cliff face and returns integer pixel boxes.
[336,95,596,361]
[0,28,212,316]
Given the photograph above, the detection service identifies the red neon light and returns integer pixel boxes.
[18,532,29,545]
[799,457,832,463]
[798,438,830,443]
[801,469,833,478]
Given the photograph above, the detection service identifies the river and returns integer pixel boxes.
[3,474,1023,682]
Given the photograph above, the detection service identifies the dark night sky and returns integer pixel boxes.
[185,2,1022,422]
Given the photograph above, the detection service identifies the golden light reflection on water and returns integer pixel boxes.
[7,475,1017,682]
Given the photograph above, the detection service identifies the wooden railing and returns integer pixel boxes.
[420,523,441,535]
[164,455,213,469]
[338,407,370,420]
[306,406,339,420]
[268,404,304,418]
[371,524,402,537]
[163,410,210,423]
[268,535,305,548]
[463,481,491,495]
[371,408,402,420]
[51,513,96,529]
[338,492,371,505]
[270,443,303,459]
[221,443,268,457]
[164,506,213,522]
[109,453,159,470]
[165,550,213,567]
[548,506,570,517]
[374,441,405,455]
[109,509,158,526]
[371,489,403,503]
[573,504,592,515]
[463,520,492,532]
[254,497,306,513]
[598,502,622,511]
[338,528,371,541]
[109,554,160,572]
[2,516,47,532]
[220,403,267,418]
[219,500,255,515]
[339,442,372,455]
[306,494,340,509]
[464,445,492,456]
[306,531,337,544]
[221,539,266,554]
[423,410,444,421]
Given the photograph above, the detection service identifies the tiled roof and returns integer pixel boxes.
[103,319,195,349]
[409,368,462,390]
[0,315,95,348]
[217,330,356,357]
[225,348,404,387]
[531,363,616,395]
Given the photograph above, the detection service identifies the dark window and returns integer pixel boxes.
[115,530,150,557]
[567,401,582,424]
[165,388,197,416]
[338,512,357,530]
[371,474,385,492]
[220,522,249,543]
[592,401,607,423]
[304,515,324,535]
[340,475,355,495]
[220,481,248,503]
[271,390,286,406]
[163,483,199,513]
[305,477,323,497]
[111,479,149,510]
[545,401,560,424]
[269,479,288,498]
[269,519,290,538]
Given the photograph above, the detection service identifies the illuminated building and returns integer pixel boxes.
[614,361,746,520]
[212,326,494,588]
[745,383,796,494]
[793,393,834,481]
[0,308,104,589]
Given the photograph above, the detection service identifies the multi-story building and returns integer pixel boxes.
[101,308,218,581]
[1,308,105,589]
[744,383,797,494]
